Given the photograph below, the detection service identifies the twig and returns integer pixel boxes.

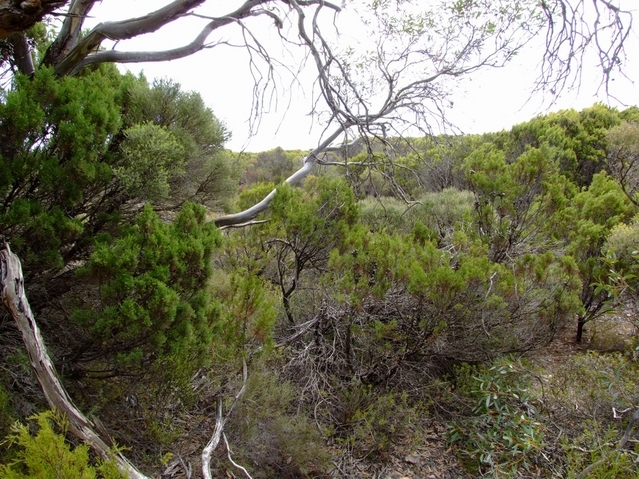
[576,408,639,479]
[224,432,254,479]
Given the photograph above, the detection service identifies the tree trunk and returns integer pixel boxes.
[0,0,68,39]
[576,316,585,343]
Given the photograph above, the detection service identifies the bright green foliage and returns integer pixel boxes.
[270,176,359,244]
[115,122,185,202]
[607,121,639,207]
[464,141,573,262]
[448,357,545,478]
[0,411,125,479]
[508,104,623,186]
[122,78,236,208]
[72,203,221,371]
[210,268,278,361]
[252,176,360,324]
[564,424,639,479]
[557,173,636,340]
[236,181,276,210]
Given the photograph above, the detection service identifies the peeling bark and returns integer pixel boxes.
[42,0,97,67]
[0,242,150,479]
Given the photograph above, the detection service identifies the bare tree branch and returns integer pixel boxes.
[52,0,208,76]
[537,0,633,98]
[7,31,34,75]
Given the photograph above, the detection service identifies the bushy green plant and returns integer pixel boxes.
[604,219,639,279]
[226,367,332,479]
[0,385,15,460]
[563,421,639,479]
[547,352,639,422]
[71,202,222,374]
[330,381,417,458]
[448,357,545,477]
[0,411,125,479]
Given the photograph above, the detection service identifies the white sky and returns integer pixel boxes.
[81,1,639,152]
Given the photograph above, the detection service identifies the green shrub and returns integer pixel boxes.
[448,357,545,477]
[548,352,639,420]
[562,421,639,479]
[226,367,332,479]
[0,411,125,479]
[331,383,417,458]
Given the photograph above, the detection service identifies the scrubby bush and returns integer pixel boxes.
[0,411,125,479]
[447,357,546,477]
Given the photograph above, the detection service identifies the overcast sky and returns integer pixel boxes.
[82,1,639,152]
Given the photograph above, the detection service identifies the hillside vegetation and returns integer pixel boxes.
[1,69,639,478]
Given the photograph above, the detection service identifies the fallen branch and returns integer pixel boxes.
[0,242,150,479]
[202,359,249,479]
[224,432,253,479]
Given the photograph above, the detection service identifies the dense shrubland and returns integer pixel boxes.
[1,55,639,478]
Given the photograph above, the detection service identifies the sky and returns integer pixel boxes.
[81,1,639,153]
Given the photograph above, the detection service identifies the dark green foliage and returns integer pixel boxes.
[0,66,122,274]
[0,67,234,287]
[71,203,221,372]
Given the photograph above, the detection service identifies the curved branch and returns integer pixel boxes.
[56,0,339,76]
[54,0,208,76]
[213,120,352,227]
